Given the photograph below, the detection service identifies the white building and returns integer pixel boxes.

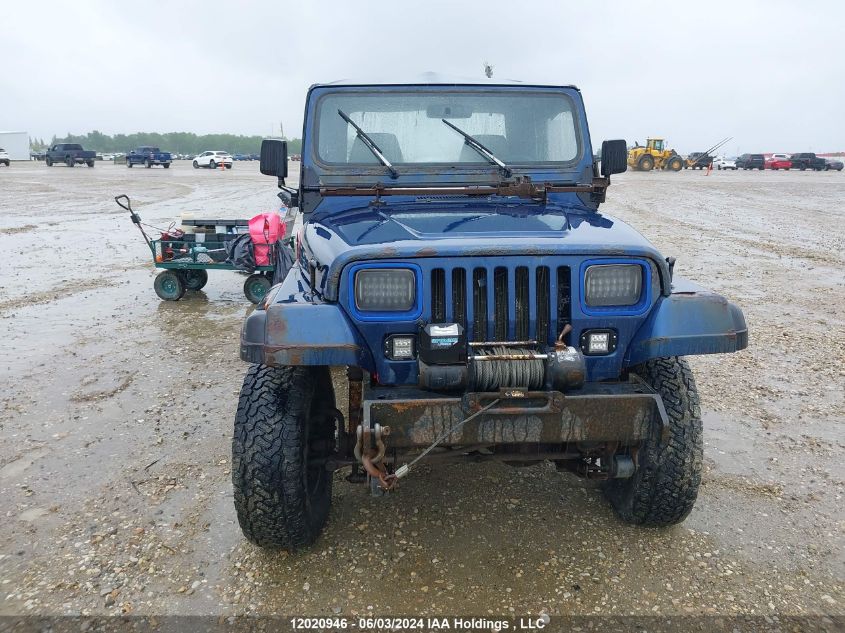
[0,131,30,160]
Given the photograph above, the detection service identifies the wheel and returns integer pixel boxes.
[717,165,721,170]
[209,160,217,169]
[127,159,133,168]
[153,270,186,301]
[225,164,232,169]
[667,156,683,172]
[0,160,8,167]
[46,157,53,166]
[605,357,702,526]
[163,163,170,169]
[66,157,74,167]
[87,160,95,168]
[244,274,272,304]
[145,159,152,168]
[192,160,199,169]
[232,365,336,549]
[800,165,806,171]
[637,154,655,171]
[180,269,208,291]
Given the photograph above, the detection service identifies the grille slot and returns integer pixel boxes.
[536,266,550,344]
[452,268,467,330]
[493,267,508,341]
[431,264,570,345]
[431,268,446,322]
[472,268,488,342]
[515,267,530,341]
[557,266,572,339]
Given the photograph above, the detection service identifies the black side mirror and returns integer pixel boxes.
[600,139,628,176]
[260,139,288,178]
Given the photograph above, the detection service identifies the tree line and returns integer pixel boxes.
[41,131,302,155]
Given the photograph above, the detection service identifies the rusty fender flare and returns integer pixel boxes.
[240,276,370,368]
[624,277,748,366]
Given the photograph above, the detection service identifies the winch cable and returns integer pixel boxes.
[471,346,545,391]
[386,399,501,485]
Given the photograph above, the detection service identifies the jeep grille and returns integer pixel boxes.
[430,265,571,344]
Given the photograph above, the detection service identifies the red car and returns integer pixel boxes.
[765,156,792,170]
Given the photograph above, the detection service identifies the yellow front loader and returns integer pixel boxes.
[627,138,684,172]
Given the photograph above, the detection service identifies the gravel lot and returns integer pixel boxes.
[0,161,842,625]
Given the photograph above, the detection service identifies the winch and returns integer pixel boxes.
[417,323,586,392]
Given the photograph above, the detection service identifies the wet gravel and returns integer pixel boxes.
[0,162,842,621]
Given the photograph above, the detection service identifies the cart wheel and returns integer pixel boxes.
[244,274,271,304]
[181,269,208,291]
[154,271,186,301]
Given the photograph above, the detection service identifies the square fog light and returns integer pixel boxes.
[579,329,618,356]
[384,335,416,360]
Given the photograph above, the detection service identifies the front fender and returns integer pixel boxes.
[240,269,370,367]
[625,277,748,366]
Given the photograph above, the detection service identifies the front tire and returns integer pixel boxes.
[46,157,53,166]
[192,160,199,169]
[667,156,683,172]
[145,159,152,168]
[637,154,655,171]
[232,365,335,550]
[127,160,133,168]
[605,357,702,526]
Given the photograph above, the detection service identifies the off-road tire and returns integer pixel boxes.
[232,365,336,550]
[605,357,702,526]
[637,154,655,171]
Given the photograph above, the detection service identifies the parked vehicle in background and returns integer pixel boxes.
[714,156,737,170]
[193,151,233,169]
[0,148,10,167]
[232,153,249,161]
[765,156,792,170]
[789,153,826,171]
[45,143,96,167]
[685,152,713,170]
[824,158,844,171]
[102,153,115,161]
[126,146,172,168]
[249,153,260,160]
[736,154,765,170]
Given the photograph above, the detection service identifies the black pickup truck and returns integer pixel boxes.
[736,153,765,170]
[789,152,826,171]
[46,143,96,167]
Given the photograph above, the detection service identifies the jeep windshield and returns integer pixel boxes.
[314,90,581,170]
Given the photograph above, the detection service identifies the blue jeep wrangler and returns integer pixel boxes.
[234,76,748,550]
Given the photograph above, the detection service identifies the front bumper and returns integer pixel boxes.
[363,379,667,450]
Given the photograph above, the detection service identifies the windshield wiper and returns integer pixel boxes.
[337,109,398,179]
[441,119,512,177]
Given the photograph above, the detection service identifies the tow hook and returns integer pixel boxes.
[354,420,396,491]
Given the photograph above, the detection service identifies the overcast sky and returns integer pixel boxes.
[3,0,843,154]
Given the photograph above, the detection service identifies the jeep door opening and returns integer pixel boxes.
[232,76,748,550]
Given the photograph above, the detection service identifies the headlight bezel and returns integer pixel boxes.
[580,259,651,316]
[347,263,422,321]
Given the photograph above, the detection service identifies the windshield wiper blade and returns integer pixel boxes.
[441,118,512,177]
[337,109,398,179]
